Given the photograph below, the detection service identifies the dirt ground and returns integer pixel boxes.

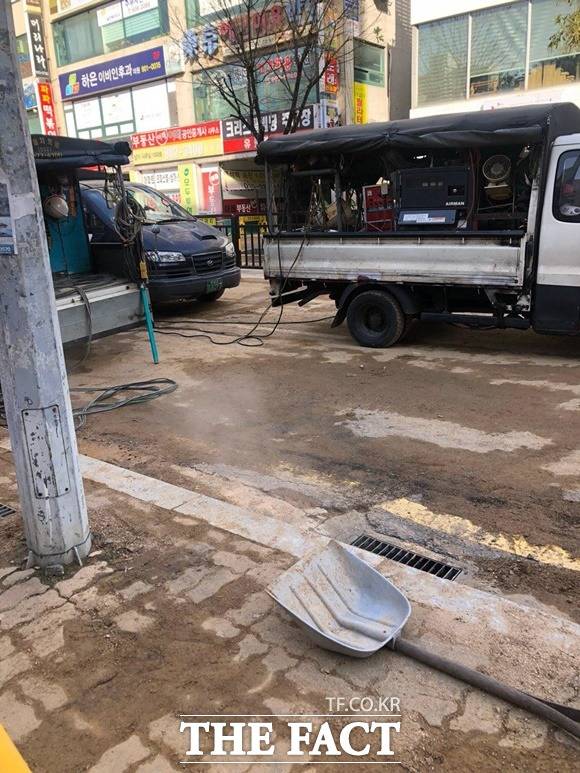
[72,277,579,620]
[0,275,579,771]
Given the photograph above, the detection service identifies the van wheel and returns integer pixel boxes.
[347,289,406,348]
[204,289,225,302]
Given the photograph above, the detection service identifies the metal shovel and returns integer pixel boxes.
[267,540,580,739]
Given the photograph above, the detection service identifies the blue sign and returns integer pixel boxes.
[23,82,37,110]
[59,46,166,101]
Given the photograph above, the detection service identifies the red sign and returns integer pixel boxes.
[324,56,339,94]
[36,81,58,136]
[200,168,222,213]
[218,4,285,44]
[223,198,264,215]
[131,121,221,149]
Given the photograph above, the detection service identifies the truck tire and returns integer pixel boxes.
[347,289,406,348]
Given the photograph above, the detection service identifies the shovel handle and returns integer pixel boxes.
[393,637,580,740]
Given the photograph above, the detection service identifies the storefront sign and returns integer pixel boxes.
[59,47,166,100]
[178,164,197,213]
[36,81,58,136]
[131,121,222,164]
[97,0,158,27]
[323,56,339,94]
[182,3,286,61]
[23,81,37,110]
[353,82,367,125]
[222,169,265,193]
[319,98,340,128]
[140,168,179,190]
[223,198,262,215]
[26,11,49,78]
[200,166,222,213]
[222,105,315,154]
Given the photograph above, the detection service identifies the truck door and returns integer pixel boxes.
[534,143,580,333]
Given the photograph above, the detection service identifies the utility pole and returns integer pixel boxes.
[0,4,91,567]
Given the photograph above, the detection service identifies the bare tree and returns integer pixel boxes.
[174,0,377,142]
[549,0,580,56]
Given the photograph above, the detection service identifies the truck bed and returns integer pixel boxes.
[263,231,526,288]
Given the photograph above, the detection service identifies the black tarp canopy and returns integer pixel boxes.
[32,134,131,171]
[257,103,580,163]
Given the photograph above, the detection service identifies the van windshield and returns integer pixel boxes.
[125,185,194,224]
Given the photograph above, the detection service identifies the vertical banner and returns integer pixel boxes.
[323,55,339,94]
[353,82,367,125]
[25,11,49,78]
[200,166,222,214]
[35,81,58,135]
[178,163,197,213]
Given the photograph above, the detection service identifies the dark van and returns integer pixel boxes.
[81,182,240,303]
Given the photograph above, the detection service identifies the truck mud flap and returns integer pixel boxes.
[532,285,580,334]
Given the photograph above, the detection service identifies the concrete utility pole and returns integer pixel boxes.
[0,4,91,566]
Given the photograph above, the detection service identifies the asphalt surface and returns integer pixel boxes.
[68,276,580,622]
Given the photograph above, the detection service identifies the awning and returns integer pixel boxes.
[32,134,131,171]
[257,103,580,163]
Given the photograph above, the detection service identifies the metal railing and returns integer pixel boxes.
[197,213,267,269]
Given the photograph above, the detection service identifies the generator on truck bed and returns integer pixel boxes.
[257,103,580,347]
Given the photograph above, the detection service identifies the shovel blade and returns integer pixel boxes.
[268,540,411,658]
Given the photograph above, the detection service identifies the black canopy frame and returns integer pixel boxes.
[257,103,580,163]
[32,134,131,171]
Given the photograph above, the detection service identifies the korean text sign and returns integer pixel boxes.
[59,47,166,100]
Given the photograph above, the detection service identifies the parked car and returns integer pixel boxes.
[81,182,240,303]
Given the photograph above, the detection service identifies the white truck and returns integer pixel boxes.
[258,103,580,347]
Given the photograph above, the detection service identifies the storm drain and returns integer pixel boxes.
[351,534,462,581]
[0,504,15,519]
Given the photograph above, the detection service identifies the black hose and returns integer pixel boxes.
[394,638,580,739]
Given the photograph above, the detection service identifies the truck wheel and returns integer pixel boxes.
[347,289,406,348]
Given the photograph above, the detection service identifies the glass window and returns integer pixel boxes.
[16,34,32,79]
[529,0,580,90]
[354,40,385,86]
[27,112,42,136]
[53,0,169,66]
[470,2,527,96]
[417,16,468,106]
[553,150,580,223]
[132,81,171,130]
[193,49,317,122]
[64,80,172,139]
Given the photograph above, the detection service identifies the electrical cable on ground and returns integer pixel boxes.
[0,379,178,430]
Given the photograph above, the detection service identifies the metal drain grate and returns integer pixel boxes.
[0,504,16,519]
[351,534,462,581]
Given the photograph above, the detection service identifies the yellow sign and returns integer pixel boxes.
[133,136,223,165]
[353,82,367,125]
[178,163,197,213]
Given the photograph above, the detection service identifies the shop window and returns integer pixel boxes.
[469,2,527,96]
[27,112,42,135]
[53,0,169,67]
[529,0,580,90]
[193,49,317,123]
[417,15,468,106]
[63,81,171,140]
[354,40,385,87]
[553,150,580,223]
[16,34,32,79]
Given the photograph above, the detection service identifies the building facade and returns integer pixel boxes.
[13,0,411,214]
[411,0,580,118]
